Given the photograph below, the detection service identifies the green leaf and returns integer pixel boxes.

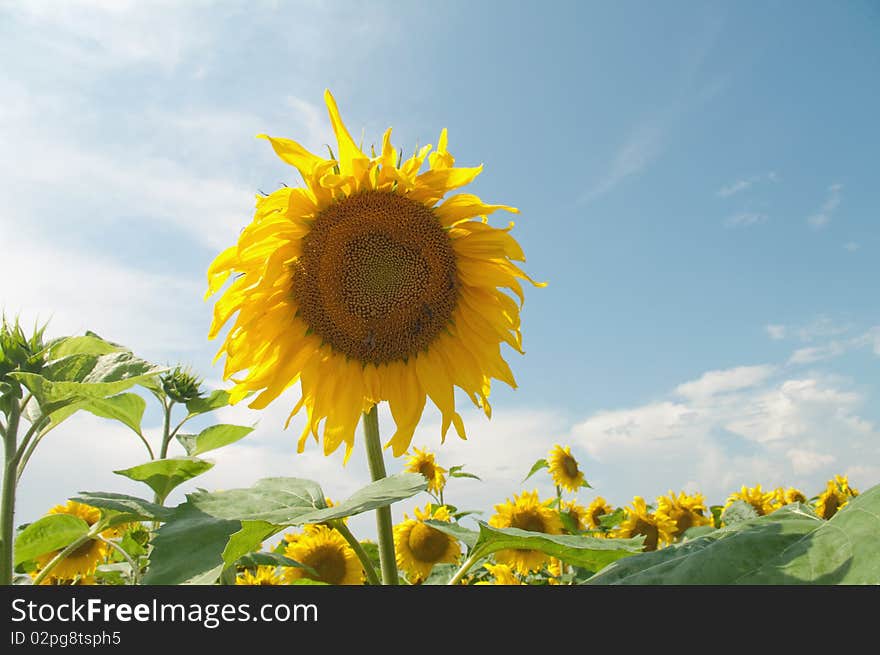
[523,458,548,482]
[424,520,480,549]
[47,334,127,359]
[450,471,482,481]
[586,487,880,584]
[142,503,241,585]
[463,522,644,571]
[222,521,281,567]
[70,491,175,522]
[598,508,626,529]
[720,500,759,526]
[189,473,426,526]
[79,393,146,436]
[14,514,89,565]
[114,457,214,503]
[421,563,459,585]
[235,551,305,569]
[177,424,254,456]
[184,390,232,417]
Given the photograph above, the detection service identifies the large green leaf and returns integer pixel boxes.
[189,473,426,526]
[14,514,89,565]
[71,492,175,522]
[177,424,254,456]
[222,521,280,567]
[79,393,146,436]
[438,521,643,572]
[585,486,880,584]
[142,503,241,585]
[47,333,127,359]
[114,457,214,504]
[184,390,232,417]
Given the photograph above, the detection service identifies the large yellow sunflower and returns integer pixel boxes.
[206,90,541,461]
[656,490,712,539]
[488,490,563,574]
[547,444,586,492]
[33,501,110,581]
[393,504,460,583]
[284,525,363,585]
[404,447,447,495]
[614,496,676,552]
[815,475,858,520]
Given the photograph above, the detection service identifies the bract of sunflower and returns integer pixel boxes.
[207,90,542,461]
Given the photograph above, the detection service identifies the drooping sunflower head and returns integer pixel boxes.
[393,503,460,583]
[724,484,776,517]
[615,496,676,552]
[284,524,363,585]
[547,444,585,492]
[815,476,858,520]
[236,566,285,585]
[206,90,542,461]
[404,447,447,495]
[488,490,563,574]
[656,490,712,538]
[33,501,110,581]
[585,496,614,530]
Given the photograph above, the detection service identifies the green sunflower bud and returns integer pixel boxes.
[0,315,48,410]
[160,366,203,404]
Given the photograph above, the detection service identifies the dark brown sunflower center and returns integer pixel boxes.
[591,507,607,527]
[675,511,694,535]
[302,544,348,585]
[293,190,458,364]
[70,540,97,559]
[407,523,450,562]
[417,461,436,480]
[821,494,840,520]
[633,519,659,551]
[512,512,546,534]
[562,456,579,479]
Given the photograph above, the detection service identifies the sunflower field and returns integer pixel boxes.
[2,91,878,588]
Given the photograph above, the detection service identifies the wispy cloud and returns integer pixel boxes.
[724,212,767,228]
[807,183,843,229]
[843,241,861,252]
[579,121,664,203]
[716,171,777,198]
[766,324,787,340]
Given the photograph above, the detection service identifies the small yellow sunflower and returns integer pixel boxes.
[547,444,585,492]
[206,90,542,461]
[724,484,777,517]
[615,496,676,552]
[393,504,460,583]
[404,447,447,495]
[585,496,614,530]
[547,557,564,585]
[33,501,110,581]
[560,499,589,533]
[774,487,807,507]
[656,491,712,538]
[815,476,858,520]
[488,490,563,574]
[236,566,286,585]
[284,525,363,585]
[477,563,523,585]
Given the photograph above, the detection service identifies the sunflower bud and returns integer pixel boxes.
[160,366,203,404]
[0,316,48,411]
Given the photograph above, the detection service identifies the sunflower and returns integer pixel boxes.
[614,497,676,552]
[393,504,460,583]
[488,490,563,574]
[404,447,447,495]
[774,487,807,507]
[560,499,589,533]
[723,484,776,517]
[547,444,585,492]
[236,566,286,585]
[656,491,712,538]
[33,501,110,581]
[585,496,614,531]
[477,563,523,585]
[206,90,541,461]
[815,476,858,520]
[284,525,363,585]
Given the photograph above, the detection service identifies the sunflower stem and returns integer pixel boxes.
[447,551,481,586]
[362,404,398,585]
[332,520,381,586]
[0,400,21,585]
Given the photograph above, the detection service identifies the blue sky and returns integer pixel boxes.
[2,0,878,536]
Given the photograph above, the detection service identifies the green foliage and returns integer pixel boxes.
[720,499,760,526]
[70,492,174,523]
[585,484,880,584]
[523,458,548,482]
[114,457,215,504]
[177,424,254,457]
[14,514,89,566]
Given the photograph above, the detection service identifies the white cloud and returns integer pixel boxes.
[716,172,777,198]
[580,122,664,202]
[675,365,776,399]
[843,241,860,252]
[807,183,842,229]
[786,448,835,474]
[766,324,787,340]
[724,212,767,228]
[788,342,846,365]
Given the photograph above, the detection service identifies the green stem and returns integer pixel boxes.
[0,401,21,585]
[332,520,381,586]
[97,536,140,585]
[362,405,398,585]
[447,550,481,586]
[158,400,174,459]
[31,525,101,586]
